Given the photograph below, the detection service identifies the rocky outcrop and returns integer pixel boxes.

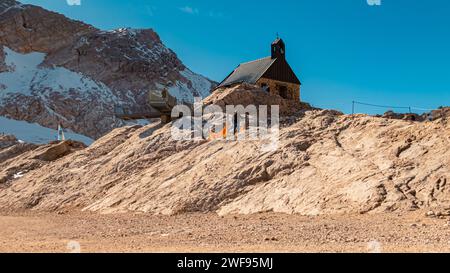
[0,1,215,139]
[379,111,424,122]
[206,83,313,117]
[375,108,450,123]
[0,135,85,186]
[0,85,449,216]
[431,107,450,121]
[0,46,6,72]
[0,1,95,53]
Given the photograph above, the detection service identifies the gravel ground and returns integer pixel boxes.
[1,210,450,253]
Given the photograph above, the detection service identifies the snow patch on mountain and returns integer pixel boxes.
[0,116,94,145]
[180,68,213,98]
[0,46,119,104]
[168,82,195,103]
[0,47,44,96]
[168,68,213,102]
[0,1,23,15]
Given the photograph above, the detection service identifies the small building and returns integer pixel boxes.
[217,38,301,101]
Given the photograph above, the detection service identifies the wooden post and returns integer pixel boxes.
[352,101,355,115]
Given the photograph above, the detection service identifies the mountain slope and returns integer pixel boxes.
[0,1,215,139]
[0,85,449,216]
[0,116,93,145]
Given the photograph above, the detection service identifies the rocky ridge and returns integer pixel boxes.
[0,1,215,139]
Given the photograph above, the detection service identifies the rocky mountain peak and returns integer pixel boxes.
[0,1,216,140]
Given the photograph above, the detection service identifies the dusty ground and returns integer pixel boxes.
[1,210,450,253]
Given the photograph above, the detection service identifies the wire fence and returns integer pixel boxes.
[351,101,436,115]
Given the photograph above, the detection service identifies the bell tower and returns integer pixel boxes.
[271,37,285,60]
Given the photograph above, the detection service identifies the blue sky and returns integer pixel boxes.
[21,0,450,113]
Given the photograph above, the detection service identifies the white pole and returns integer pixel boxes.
[58,124,65,141]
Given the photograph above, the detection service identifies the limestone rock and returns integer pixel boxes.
[0,84,449,216]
